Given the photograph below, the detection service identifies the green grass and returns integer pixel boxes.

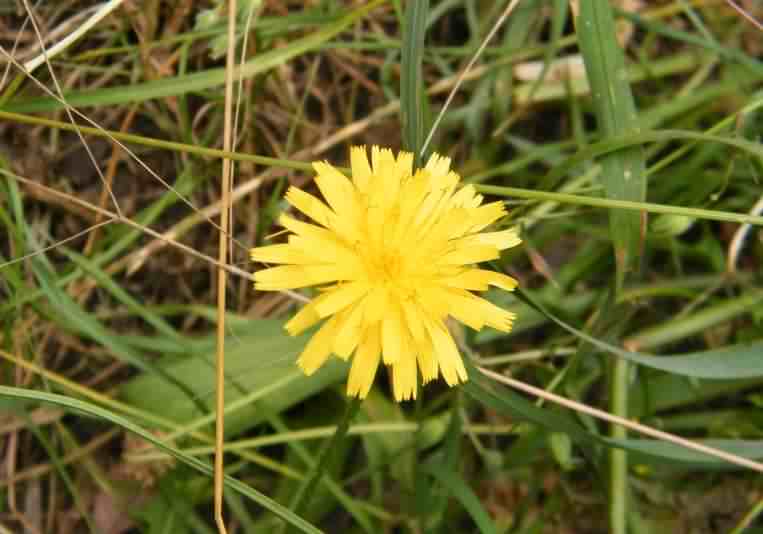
[2,1,763,533]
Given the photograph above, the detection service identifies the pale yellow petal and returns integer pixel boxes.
[415,207,471,245]
[392,173,430,243]
[416,340,439,383]
[439,268,518,292]
[346,324,381,398]
[362,287,389,326]
[394,150,414,180]
[400,299,429,349]
[425,319,467,386]
[297,316,340,375]
[424,152,452,180]
[333,300,366,359]
[350,145,372,192]
[415,287,452,322]
[285,187,335,228]
[381,302,405,364]
[466,295,517,332]
[279,214,340,244]
[439,244,500,265]
[313,161,356,216]
[286,234,363,274]
[449,184,478,207]
[392,354,417,401]
[284,293,331,335]
[313,282,368,318]
[410,187,448,231]
[445,294,487,331]
[255,264,352,290]
[250,244,314,265]
[371,146,395,176]
[401,300,439,381]
[468,201,506,232]
[460,227,521,250]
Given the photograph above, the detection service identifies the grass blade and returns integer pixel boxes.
[400,0,429,165]
[577,2,647,288]
[0,386,322,534]
[3,1,384,114]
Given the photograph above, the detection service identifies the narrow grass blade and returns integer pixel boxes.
[30,257,203,410]
[3,1,384,114]
[400,0,429,165]
[513,287,763,379]
[464,365,763,469]
[0,386,322,534]
[577,1,647,289]
[422,461,498,534]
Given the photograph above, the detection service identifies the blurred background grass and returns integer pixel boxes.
[2,1,763,532]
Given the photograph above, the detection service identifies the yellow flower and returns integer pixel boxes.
[251,146,520,401]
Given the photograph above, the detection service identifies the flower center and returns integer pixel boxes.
[381,250,402,280]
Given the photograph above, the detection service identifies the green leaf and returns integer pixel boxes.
[121,319,348,437]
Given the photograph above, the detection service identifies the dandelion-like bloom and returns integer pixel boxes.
[251,146,520,401]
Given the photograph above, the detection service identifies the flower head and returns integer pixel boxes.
[251,146,520,401]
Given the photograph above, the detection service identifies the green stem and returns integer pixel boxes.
[609,356,629,534]
[284,397,362,534]
[477,184,763,226]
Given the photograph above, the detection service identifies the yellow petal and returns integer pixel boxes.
[254,264,343,290]
[424,152,452,180]
[449,184,478,208]
[425,319,467,386]
[468,201,506,232]
[333,300,366,359]
[279,214,344,247]
[392,354,417,401]
[287,234,362,273]
[250,243,314,265]
[362,287,388,326]
[285,294,329,335]
[440,269,518,292]
[313,161,356,215]
[285,187,335,228]
[416,340,439,383]
[393,172,430,243]
[350,145,372,192]
[297,316,340,375]
[400,299,429,350]
[416,287,452,321]
[410,187,448,231]
[371,146,395,176]
[444,293,487,331]
[346,324,381,398]
[467,295,517,332]
[460,227,521,250]
[313,282,368,318]
[381,302,405,364]
[439,244,500,265]
[394,150,413,181]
